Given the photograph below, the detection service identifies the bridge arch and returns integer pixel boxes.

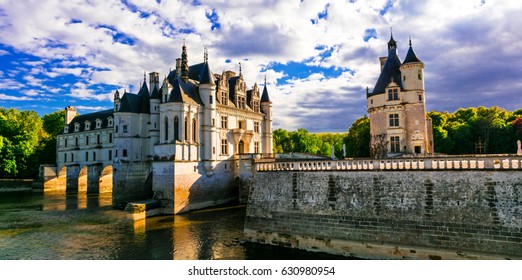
[99,165,113,193]
[78,166,88,193]
[57,166,67,191]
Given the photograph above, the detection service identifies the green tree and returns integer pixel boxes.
[344,116,370,157]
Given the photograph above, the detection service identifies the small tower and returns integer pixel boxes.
[400,38,425,91]
[199,48,217,175]
[260,77,273,155]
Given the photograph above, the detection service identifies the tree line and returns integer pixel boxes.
[0,108,65,179]
[274,106,522,158]
[1,106,521,179]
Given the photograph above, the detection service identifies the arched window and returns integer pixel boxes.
[174,116,179,141]
[184,117,188,141]
[192,118,197,142]
[164,116,169,141]
[238,140,245,154]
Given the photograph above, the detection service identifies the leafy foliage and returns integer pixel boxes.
[0,108,65,179]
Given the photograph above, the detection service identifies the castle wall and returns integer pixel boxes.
[152,159,237,214]
[245,158,522,259]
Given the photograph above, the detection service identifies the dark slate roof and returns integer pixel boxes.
[261,85,271,102]
[168,76,202,105]
[369,48,402,96]
[198,62,215,85]
[403,45,423,64]
[62,109,114,134]
[150,84,161,99]
[188,63,204,81]
[228,76,239,102]
[118,81,151,113]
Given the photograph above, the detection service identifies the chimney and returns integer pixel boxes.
[175,58,182,76]
[149,72,160,92]
[65,106,77,125]
[379,57,387,72]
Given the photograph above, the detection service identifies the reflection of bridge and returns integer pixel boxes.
[39,163,113,194]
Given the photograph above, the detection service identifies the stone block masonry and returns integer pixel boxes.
[244,168,522,259]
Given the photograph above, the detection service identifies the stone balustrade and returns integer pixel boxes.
[255,156,522,172]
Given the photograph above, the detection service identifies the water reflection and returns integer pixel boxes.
[0,193,354,260]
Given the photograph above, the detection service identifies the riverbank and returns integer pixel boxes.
[0,179,34,192]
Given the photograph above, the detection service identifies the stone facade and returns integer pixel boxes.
[245,157,522,259]
[55,44,273,213]
[367,34,434,156]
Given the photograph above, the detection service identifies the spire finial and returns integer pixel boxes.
[264,75,267,85]
[239,62,242,75]
[204,47,208,63]
[143,71,146,84]
[409,36,412,46]
[390,26,393,37]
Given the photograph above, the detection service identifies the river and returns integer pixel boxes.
[0,191,353,260]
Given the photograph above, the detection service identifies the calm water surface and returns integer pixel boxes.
[0,192,352,260]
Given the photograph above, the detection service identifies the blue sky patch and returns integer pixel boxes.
[264,61,347,84]
[206,9,220,30]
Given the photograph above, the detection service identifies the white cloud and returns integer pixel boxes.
[0,0,521,130]
[0,93,34,101]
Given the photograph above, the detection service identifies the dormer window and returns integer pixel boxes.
[95,118,102,129]
[85,121,91,130]
[74,123,80,132]
[108,117,113,127]
[387,88,399,101]
[64,126,69,133]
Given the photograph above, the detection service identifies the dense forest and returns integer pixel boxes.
[1,106,521,179]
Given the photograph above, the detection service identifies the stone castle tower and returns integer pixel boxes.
[367,33,434,157]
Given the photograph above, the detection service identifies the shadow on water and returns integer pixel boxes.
[0,193,357,260]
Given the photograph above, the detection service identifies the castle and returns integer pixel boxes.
[367,34,434,157]
[55,44,273,214]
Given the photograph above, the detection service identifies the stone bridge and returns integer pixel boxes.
[39,163,113,194]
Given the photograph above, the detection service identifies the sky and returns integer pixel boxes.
[0,0,521,132]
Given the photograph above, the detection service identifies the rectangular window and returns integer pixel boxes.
[221,116,228,129]
[389,114,399,127]
[238,120,245,130]
[109,150,112,161]
[71,153,74,162]
[418,94,422,101]
[221,92,228,105]
[115,149,118,158]
[254,142,260,153]
[85,152,89,161]
[75,137,78,146]
[86,136,89,145]
[93,152,96,161]
[221,139,228,155]
[123,125,128,133]
[115,125,119,133]
[97,135,100,144]
[64,138,68,147]
[64,153,67,162]
[109,133,112,143]
[123,149,127,157]
[254,121,260,133]
[387,88,399,100]
[390,136,400,153]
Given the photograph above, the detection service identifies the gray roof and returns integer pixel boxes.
[369,47,402,96]
[261,85,271,102]
[403,44,422,64]
[62,109,114,134]
[118,81,151,113]
[168,76,202,105]
[198,62,215,85]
